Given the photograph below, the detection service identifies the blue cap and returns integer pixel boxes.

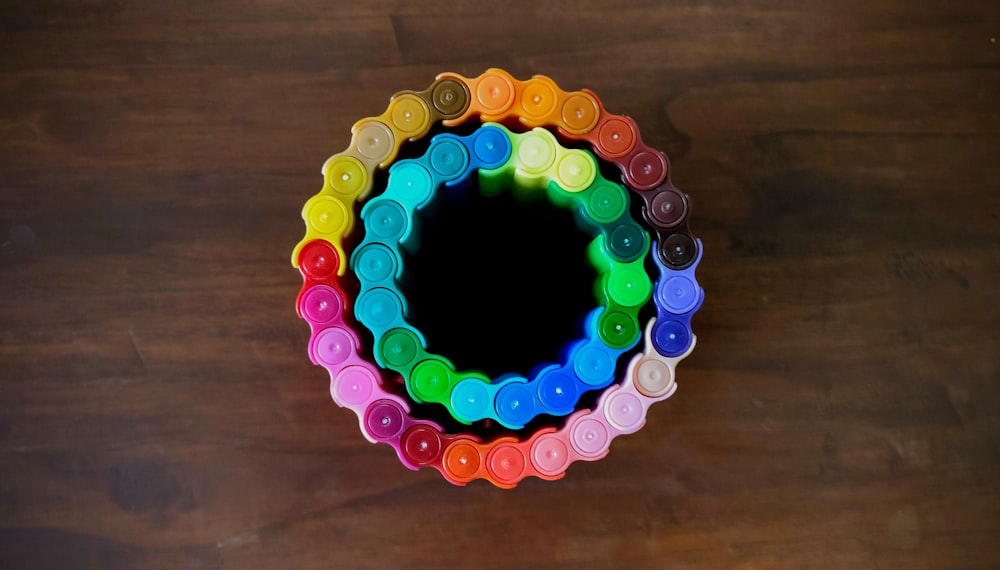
[572,341,617,387]
[450,378,492,424]
[362,198,408,242]
[386,161,434,208]
[352,242,399,286]
[536,366,580,415]
[652,317,692,357]
[356,287,406,334]
[428,137,470,182]
[495,381,536,428]
[472,125,512,169]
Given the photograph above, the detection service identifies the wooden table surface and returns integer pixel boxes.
[2,1,998,568]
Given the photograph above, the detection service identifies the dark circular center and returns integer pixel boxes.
[400,184,596,379]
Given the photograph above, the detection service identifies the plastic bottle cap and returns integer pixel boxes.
[597,118,636,157]
[607,269,652,308]
[586,183,627,224]
[389,94,430,137]
[634,357,673,397]
[475,72,514,113]
[537,369,579,413]
[560,93,599,133]
[573,345,615,387]
[353,121,394,162]
[352,243,397,284]
[531,434,572,476]
[495,382,535,427]
[555,152,596,192]
[307,196,349,236]
[325,155,368,197]
[379,328,421,370]
[389,162,433,205]
[301,285,343,325]
[298,240,339,279]
[660,276,698,314]
[487,444,527,484]
[520,80,558,119]
[598,310,639,350]
[364,400,405,441]
[333,366,377,407]
[653,318,691,358]
[450,379,491,421]
[411,359,453,403]
[660,233,696,268]
[473,126,511,168]
[443,441,481,480]
[607,391,644,432]
[516,131,557,174]
[313,327,355,367]
[428,138,469,179]
[357,288,403,329]
[401,425,443,466]
[366,200,407,240]
[608,223,646,262]
[649,190,687,229]
[571,418,610,458]
[627,151,667,190]
[431,79,469,118]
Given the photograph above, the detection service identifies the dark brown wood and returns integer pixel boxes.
[1,1,998,568]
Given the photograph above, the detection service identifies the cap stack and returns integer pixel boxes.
[292,69,704,487]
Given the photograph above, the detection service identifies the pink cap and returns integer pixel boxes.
[300,285,344,326]
[569,416,612,459]
[311,327,357,367]
[331,365,377,409]
[530,433,574,477]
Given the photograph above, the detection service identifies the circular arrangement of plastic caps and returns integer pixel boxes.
[292,68,704,487]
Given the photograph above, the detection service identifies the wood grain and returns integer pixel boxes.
[1,1,997,568]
